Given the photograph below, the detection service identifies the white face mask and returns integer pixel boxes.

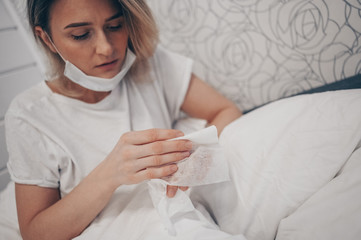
[46,33,136,92]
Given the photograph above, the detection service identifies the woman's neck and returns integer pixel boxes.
[46,76,111,104]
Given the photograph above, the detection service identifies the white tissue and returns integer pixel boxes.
[148,180,195,235]
[162,125,230,186]
[147,126,231,236]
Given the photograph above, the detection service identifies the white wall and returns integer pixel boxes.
[0,0,43,190]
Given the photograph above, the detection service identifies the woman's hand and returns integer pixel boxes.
[101,128,192,190]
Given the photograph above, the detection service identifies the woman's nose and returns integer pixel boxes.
[94,32,114,56]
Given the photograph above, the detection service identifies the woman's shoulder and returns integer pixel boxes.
[151,44,192,65]
[148,44,193,82]
[6,81,50,118]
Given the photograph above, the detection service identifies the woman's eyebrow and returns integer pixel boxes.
[64,21,91,29]
[64,12,123,29]
[105,12,123,22]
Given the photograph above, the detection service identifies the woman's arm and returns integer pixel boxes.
[166,73,242,198]
[16,175,115,240]
[181,73,242,134]
[16,128,192,240]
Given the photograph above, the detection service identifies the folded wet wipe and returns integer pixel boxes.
[162,125,230,186]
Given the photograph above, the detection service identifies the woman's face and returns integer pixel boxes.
[45,0,129,79]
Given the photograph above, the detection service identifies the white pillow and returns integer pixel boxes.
[276,145,361,240]
[192,89,361,240]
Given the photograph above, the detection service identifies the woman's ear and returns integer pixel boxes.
[35,26,57,53]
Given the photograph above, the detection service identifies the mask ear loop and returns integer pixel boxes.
[44,32,67,62]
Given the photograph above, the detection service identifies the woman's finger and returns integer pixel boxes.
[166,186,189,198]
[120,129,184,145]
[179,186,189,191]
[166,185,179,198]
[135,151,190,170]
[135,164,178,182]
[134,139,192,159]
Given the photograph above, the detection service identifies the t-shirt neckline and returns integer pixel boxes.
[41,80,120,110]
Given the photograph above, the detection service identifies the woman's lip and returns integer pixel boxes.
[96,59,118,68]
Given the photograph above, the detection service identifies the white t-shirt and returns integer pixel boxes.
[5,45,193,197]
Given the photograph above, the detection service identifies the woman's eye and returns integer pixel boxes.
[71,32,89,40]
[107,24,122,31]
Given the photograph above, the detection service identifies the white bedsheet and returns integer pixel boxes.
[72,182,246,240]
[1,89,361,240]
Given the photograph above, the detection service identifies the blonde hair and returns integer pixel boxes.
[27,0,159,83]
[120,0,159,78]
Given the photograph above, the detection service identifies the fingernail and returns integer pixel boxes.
[176,131,184,137]
[185,141,193,149]
[182,151,190,157]
[170,165,178,172]
[167,188,176,198]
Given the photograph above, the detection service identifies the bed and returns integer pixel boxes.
[1,82,360,239]
[1,0,361,239]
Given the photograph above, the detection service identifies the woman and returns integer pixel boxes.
[6,0,242,239]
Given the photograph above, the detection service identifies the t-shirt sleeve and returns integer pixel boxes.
[5,113,61,188]
[152,45,193,122]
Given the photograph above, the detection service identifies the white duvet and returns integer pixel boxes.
[1,89,361,239]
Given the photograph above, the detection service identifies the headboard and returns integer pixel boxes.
[147,0,361,112]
